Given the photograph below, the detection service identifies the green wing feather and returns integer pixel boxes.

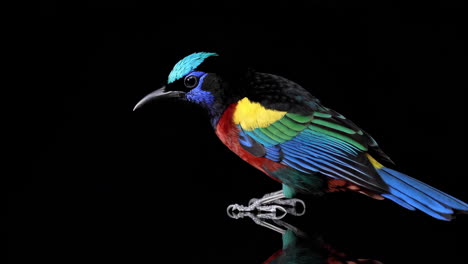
[243,113,312,146]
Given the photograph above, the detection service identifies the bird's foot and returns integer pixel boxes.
[227,203,288,219]
[249,195,306,216]
[227,191,306,219]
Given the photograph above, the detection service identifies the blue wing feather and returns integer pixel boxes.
[236,106,389,193]
[277,129,388,192]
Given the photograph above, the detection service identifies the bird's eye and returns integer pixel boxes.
[184,75,199,89]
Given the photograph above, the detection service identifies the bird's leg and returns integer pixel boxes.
[227,189,306,219]
[227,190,288,219]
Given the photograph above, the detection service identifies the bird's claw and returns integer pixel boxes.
[227,191,306,219]
[274,198,306,216]
[246,196,306,216]
[248,198,258,206]
[227,205,287,220]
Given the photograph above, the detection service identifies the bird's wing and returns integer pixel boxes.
[235,100,389,193]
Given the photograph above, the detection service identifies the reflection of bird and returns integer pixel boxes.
[267,229,383,264]
[134,52,468,220]
[232,212,383,264]
[266,229,383,264]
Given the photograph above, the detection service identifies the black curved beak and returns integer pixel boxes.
[133,86,185,111]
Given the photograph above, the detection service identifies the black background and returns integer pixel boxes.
[8,1,467,263]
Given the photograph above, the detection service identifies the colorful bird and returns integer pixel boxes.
[134,52,468,221]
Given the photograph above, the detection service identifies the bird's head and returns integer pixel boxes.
[134,52,248,118]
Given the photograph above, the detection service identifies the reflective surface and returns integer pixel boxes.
[229,211,383,264]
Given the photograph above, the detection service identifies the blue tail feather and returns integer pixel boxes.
[381,193,416,211]
[379,169,453,214]
[383,168,468,211]
[377,167,468,220]
[386,187,453,221]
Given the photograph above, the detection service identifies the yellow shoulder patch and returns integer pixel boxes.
[233,97,286,131]
[366,154,384,169]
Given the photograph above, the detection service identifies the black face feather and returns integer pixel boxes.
[196,54,250,84]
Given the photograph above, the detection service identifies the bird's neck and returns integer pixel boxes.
[207,94,244,128]
[208,100,236,128]
[207,70,260,128]
[209,110,225,128]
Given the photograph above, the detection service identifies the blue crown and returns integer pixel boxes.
[167,52,218,84]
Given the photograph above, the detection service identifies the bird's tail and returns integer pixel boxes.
[367,155,468,221]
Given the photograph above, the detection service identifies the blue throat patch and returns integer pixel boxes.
[167,52,218,84]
